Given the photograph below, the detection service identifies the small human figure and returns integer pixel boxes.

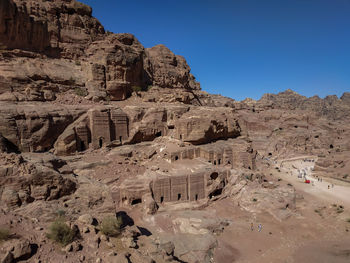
[251,223,254,231]
[328,185,330,189]
[258,224,262,232]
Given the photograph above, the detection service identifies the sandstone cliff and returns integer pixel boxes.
[0,0,200,103]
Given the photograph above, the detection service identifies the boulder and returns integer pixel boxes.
[12,239,35,260]
[77,214,96,226]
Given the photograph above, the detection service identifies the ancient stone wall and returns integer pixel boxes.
[188,173,205,201]
[89,109,111,149]
[169,146,233,167]
[151,172,207,204]
[223,148,233,165]
[152,178,171,203]
[113,168,230,208]
[110,109,129,143]
[66,108,130,151]
[234,152,256,170]
[75,124,89,151]
[170,176,188,202]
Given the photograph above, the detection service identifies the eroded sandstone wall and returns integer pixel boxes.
[0,0,50,52]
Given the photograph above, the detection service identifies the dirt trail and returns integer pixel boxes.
[278,158,350,207]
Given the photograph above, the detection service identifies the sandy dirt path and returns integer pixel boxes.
[278,158,350,207]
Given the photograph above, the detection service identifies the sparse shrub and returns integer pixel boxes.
[346,218,350,223]
[100,216,123,237]
[131,86,142,92]
[0,227,10,241]
[75,60,81,66]
[56,209,66,217]
[74,87,88,97]
[252,198,258,202]
[47,217,75,246]
[343,174,349,179]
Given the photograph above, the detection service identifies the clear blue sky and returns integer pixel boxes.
[80,0,350,101]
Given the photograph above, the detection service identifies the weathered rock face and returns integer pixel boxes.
[85,34,150,101]
[11,0,105,58]
[0,0,200,103]
[146,44,200,90]
[174,108,241,144]
[0,0,50,52]
[0,153,76,209]
[0,103,87,152]
[53,104,243,155]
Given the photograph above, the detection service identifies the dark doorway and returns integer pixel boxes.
[180,135,182,140]
[160,196,164,203]
[155,131,162,137]
[218,159,221,165]
[214,160,217,165]
[177,193,181,200]
[99,138,103,148]
[195,194,198,201]
[119,136,122,143]
[210,172,218,180]
[175,156,179,161]
[80,141,85,151]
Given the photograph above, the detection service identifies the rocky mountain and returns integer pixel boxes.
[0,1,349,263]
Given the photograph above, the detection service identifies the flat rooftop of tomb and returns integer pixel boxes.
[147,159,229,178]
[161,138,250,154]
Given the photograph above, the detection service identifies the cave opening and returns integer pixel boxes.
[210,172,218,180]
[209,188,223,199]
[131,199,142,205]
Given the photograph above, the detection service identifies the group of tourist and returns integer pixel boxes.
[250,223,262,232]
